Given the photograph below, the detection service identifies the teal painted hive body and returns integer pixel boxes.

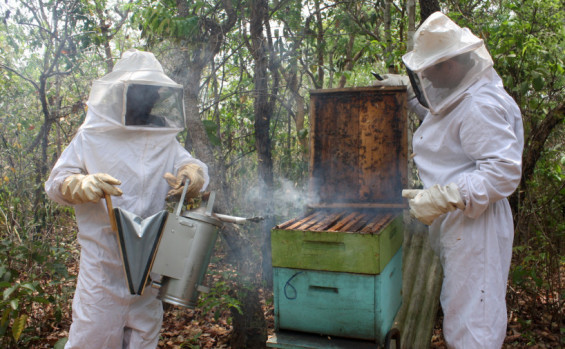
[273,248,402,343]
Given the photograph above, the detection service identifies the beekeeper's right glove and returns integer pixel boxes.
[163,163,205,199]
[401,183,465,225]
[372,74,415,100]
[61,173,123,204]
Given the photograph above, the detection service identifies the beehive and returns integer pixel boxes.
[270,86,407,345]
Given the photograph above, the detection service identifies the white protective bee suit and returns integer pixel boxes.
[402,13,524,348]
[45,49,209,348]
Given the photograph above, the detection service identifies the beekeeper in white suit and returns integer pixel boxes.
[45,49,209,348]
[376,12,524,348]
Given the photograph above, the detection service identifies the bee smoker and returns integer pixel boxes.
[148,178,222,307]
[109,179,261,308]
[150,184,262,308]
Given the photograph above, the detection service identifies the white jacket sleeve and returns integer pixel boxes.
[456,101,523,219]
[407,97,428,121]
[45,135,87,206]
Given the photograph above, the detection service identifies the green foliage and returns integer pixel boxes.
[0,47,77,344]
[1,0,563,345]
[509,146,564,336]
[480,0,564,116]
[0,234,73,348]
[131,0,203,42]
[179,331,202,348]
[197,268,242,321]
[54,337,68,349]
[202,119,221,147]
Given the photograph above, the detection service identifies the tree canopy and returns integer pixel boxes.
[0,0,563,347]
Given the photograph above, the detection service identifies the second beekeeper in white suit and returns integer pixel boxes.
[377,12,524,348]
[45,49,209,348]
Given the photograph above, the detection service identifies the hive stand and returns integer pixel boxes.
[267,328,400,348]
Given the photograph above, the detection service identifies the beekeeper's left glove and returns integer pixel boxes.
[163,163,205,199]
[372,74,415,100]
[401,183,465,225]
[61,173,123,204]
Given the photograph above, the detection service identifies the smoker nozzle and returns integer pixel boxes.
[246,216,264,223]
[212,213,264,224]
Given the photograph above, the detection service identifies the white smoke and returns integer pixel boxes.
[272,177,310,218]
[243,177,311,220]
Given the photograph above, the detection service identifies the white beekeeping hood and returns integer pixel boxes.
[82,49,185,132]
[402,12,494,114]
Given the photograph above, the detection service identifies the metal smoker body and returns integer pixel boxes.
[151,187,222,308]
[110,179,260,307]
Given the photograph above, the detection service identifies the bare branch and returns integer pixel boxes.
[0,63,40,90]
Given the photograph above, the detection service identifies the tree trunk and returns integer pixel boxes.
[164,3,266,346]
[406,0,416,50]
[228,233,267,349]
[173,55,264,338]
[314,0,325,88]
[384,0,394,73]
[337,34,361,88]
[419,0,441,25]
[510,102,565,216]
[286,66,308,158]
[521,102,564,188]
[248,0,275,289]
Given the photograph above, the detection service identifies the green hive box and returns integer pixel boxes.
[271,213,402,274]
[273,248,402,343]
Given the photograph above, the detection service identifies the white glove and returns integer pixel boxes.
[61,173,123,204]
[402,183,465,225]
[163,163,205,198]
[372,74,415,100]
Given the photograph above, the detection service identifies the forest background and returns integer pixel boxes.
[0,0,563,348]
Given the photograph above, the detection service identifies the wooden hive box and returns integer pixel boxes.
[271,86,407,274]
[271,210,403,274]
[308,86,407,207]
[273,248,403,343]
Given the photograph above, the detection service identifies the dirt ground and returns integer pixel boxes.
[34,250,563,349]
[154,257,563,348]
